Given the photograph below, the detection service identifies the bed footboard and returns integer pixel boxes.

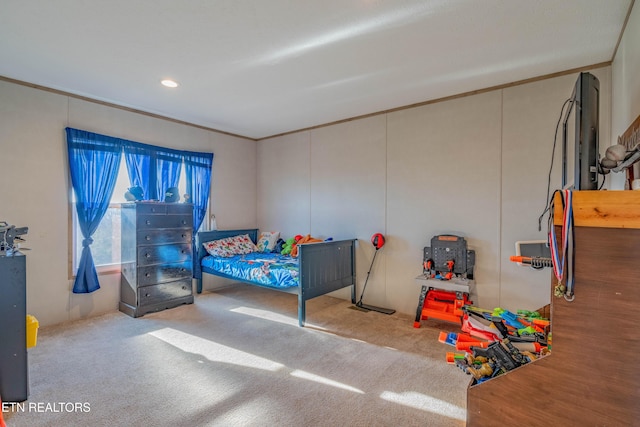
[195,230,357,327]
[297,239,357,326]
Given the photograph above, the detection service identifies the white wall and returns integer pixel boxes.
[501,69,611,309]
[387,91,502,311]
[257,66,612,317]
[612,2,640,153]
[257,116,388,302]
[0,80,257,327]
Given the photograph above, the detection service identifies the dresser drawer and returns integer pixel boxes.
[137,229,192,245]
[137,214,192,230]
[135,203,168,215]
[137,279,192,307]
[137,262,192,286]
[167,203,193,215]
[137,243,192,266]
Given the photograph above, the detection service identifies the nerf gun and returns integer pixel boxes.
[455,353,495,380]
[463,306,548,346]
[438,331,490,352]
[490,313,548,346]
[509,255,553,269]
[471,339,527,374]
[493,308,546,334]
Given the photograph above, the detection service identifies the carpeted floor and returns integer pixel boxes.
[3,285,470,426]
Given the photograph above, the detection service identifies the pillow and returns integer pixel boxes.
[256,231,280,253]
[203,234,258,257]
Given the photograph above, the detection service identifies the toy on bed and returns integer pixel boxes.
[290,234,323,257]
[273,238,285,254]
[195,229,357,326]
[281,236,299,255]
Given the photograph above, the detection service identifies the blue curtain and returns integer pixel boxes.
[124,143,152,200]
[124,142,183,201]
[66,128,123,293]
[185,151,214,274]
[156,150,183,201]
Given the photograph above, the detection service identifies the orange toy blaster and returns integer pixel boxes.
[509,255,553,269]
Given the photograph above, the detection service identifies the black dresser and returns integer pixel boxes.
[119,202,194,317]
[0,253,28,402]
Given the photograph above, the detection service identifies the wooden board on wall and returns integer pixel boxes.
[552,190,640,228]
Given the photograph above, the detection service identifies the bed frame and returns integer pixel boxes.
[194,229,356,326]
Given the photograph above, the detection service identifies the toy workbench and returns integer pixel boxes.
[414,235,475,327]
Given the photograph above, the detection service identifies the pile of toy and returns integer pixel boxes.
[440,306,550,384]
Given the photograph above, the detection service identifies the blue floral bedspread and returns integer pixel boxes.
[201,252,299,289]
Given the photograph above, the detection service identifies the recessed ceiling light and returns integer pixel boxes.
[161,79,179,88]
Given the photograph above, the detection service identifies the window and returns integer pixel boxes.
[66,127,213,292]
[73,204,123,272]
[70,161,189,276]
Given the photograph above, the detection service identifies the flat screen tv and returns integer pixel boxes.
[562,72,600,190]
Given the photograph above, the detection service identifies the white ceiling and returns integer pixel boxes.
[0,0,633,140]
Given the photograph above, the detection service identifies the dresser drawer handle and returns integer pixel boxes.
[145,235,151,241]
[145,220,151,225]
[144,293,150,297]
[181,220,187,225]
[181,234,186,238]
[145,273,150,277]
[145,253,151,258]
[181,286,187,290]
[180,268,185,272]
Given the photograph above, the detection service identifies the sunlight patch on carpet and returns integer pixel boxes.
[149,327,285,371]
[211,396,279,426]
[230,306,326,330]
[379,391,466,421]
[290,369,364,394]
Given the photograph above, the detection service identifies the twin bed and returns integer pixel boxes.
[194,229,357,326]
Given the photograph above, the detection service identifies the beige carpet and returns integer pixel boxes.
[4,285,470,426]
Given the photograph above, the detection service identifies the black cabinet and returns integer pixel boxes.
[0,253,28,402]
[119,202,194,317]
